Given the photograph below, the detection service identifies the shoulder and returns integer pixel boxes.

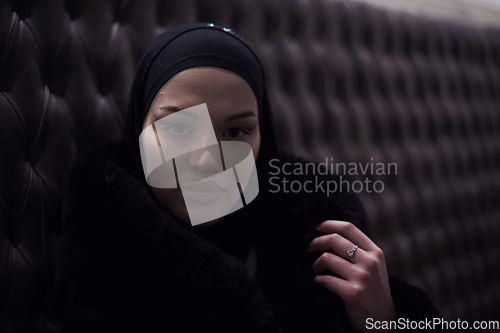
[56,142,282,332]
[264,151,368,232]
[57,141,165,273]
[254,152,369,293]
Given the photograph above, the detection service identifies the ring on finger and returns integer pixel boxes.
[347,245,359,259]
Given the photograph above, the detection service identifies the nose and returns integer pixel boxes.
[188,146,221,174]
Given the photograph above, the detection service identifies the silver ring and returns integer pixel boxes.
[347,245,359,259]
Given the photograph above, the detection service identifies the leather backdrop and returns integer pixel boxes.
[0,0,499,331]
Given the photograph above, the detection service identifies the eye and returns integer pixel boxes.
[223,128,248,139]
[169,123,190,134]
[160,122,193,139]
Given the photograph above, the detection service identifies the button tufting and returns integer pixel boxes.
[1,0,499,330]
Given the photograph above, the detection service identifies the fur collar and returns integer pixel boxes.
[56,144,369,332]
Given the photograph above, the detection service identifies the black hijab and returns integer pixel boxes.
[125,22,279,261]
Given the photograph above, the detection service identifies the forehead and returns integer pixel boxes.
[150,67,258,117]
[169,66,246,86]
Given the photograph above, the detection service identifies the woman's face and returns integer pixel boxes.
[142,66,260,227]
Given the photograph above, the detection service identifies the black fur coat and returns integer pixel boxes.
[56,144,443,333]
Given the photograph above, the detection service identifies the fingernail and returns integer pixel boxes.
[315,223,322,228]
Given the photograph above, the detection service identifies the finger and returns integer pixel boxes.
[314,274,352,299]
[316,220,377,251]
[312,252,357,277]
[308,233,365,262]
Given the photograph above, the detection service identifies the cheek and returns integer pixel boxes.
[251,128,261,160]
[142,111,157,131]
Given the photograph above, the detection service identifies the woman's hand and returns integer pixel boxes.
[307,220,397,332]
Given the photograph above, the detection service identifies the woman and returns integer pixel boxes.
[57,23,443,332]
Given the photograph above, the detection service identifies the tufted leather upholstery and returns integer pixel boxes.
[1,0,499,331]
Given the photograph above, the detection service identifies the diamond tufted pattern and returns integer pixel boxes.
[0,0,499,331]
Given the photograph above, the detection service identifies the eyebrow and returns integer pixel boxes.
[158,105,198,118]
[225,110,257,121]
[158,105,181,112]
[158,106,257,121]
